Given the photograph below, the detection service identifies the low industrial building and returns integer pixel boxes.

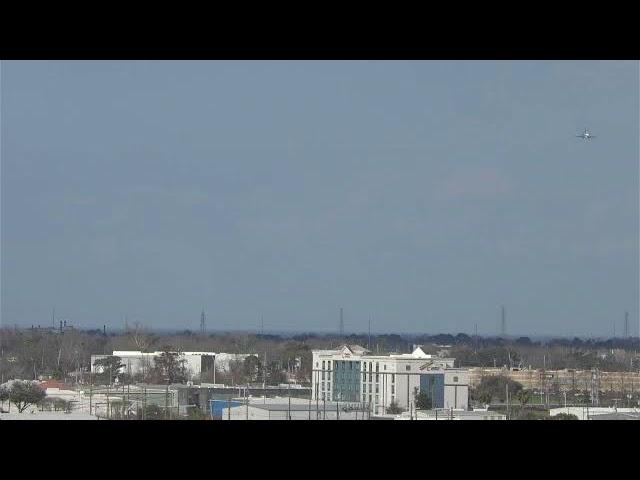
[221,397,370,420]
[549,406,640,420]
[312,345,469,416]
[91,350,256,381]
[391,409,506,420]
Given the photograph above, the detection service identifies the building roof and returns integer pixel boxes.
[590,412,640,420]
[39,380,71,390]
[235,403,363,412]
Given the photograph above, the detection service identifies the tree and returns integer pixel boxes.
[386,400,404,414]
[243,355,263,383]
[53,398,72,413]
[516,389,532,407]
[6,380,47,413]
[472,375,523,404]
[144,404,164,420]
[153,347,187,384]
[415,390,432,410]
[128,322,155,352]
[92,356,124,384]
[550,413,578,420]
[0,385,9,411]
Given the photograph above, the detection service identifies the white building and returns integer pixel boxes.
[221,397,370,420]
[392,409,506,420]
[549,406,640,420]
[91,351,255,381]
[312,345,469,416]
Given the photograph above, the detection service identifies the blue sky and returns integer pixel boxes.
[1,60,638,337]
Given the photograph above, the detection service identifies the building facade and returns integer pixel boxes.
[312,345,469,416]
[91,351,255,381]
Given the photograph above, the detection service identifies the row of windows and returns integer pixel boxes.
[360,373,395,383]
[361,394,380,405]
[317,360,364,370]
[361,362,389,372]
[317,360,438,374]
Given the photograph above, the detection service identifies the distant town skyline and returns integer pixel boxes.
[1,60,638,337]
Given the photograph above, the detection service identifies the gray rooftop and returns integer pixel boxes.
[232,403,365,412]
[590,412,640,420]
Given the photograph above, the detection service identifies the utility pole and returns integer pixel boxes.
[501,305,506,337]
[263,351,267,404]
[506,383,510,420]
[474,323,478,354]
[368,317,371,350]
[339,307,344,337]
[165,382,169,420]
[200,309,206,336]
[89,371,93,415]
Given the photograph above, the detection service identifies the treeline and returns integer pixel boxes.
[1,327,638,386]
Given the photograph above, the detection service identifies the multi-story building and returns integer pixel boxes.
[312,345,468,415]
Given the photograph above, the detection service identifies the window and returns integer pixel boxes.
[321,382,324,391]
[375,395,379,405]
[384,364,387,370]
[405,365,411,371]
[392,374,395,383]
[391,385,395,394]
[328,383,331,391]
[376,363,379,372]
[453,376,458,382]
[369,372,372,382]
[369,384,372,393]
[316,362,318,367]
[363,393,367,402]
[376,374,379,382]
[375,384,379,393]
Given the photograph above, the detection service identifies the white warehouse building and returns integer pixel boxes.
[91,351,255,381]
[312,345,469,416]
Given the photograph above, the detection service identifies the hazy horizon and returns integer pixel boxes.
[2,60,638,337]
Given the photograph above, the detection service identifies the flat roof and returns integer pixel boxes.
[233,403,365,412]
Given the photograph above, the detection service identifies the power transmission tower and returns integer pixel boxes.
[339,307,344,337]
[200,309,206,335]
[624,311,629,338]
[500,305,506,337]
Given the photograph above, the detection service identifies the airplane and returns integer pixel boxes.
[576,128,595,140]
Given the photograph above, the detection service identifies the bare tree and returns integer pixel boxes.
[128,322,155,352]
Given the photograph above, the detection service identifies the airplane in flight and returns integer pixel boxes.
[576,128,595,140]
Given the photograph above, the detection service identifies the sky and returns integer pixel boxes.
[1,60,638,337]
